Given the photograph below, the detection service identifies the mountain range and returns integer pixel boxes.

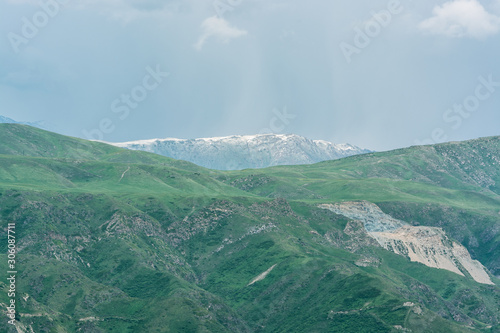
[0,124,499,333]
[0,115,43,129]
[109,134,372,170]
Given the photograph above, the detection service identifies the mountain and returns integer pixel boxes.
[108,133,372,170]
[0,115,44,128]
[0,115,16,123]
[0,124,499,333]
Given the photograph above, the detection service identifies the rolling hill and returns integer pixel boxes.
[0,124,499,333]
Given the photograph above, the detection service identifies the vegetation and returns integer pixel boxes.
[0,124,498,332]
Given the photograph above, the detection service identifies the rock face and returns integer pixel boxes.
[108,134,371,170]
[319,201,495,285]
[319,201,405,233]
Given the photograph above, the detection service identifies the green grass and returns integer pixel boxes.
[0,124,499,332]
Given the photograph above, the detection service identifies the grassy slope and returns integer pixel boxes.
[221,138,500,276]
[0,124,498,333]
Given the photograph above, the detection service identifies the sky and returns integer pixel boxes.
[1,0,500,151]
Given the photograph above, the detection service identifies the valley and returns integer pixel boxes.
[0,124,498,332]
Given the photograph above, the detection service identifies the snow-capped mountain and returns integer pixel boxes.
[0,115,43,128]
[109,134,372,170]
[0,115,20,123]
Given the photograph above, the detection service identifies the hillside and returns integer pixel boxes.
[0,124,499,333]
[220,137,500,277]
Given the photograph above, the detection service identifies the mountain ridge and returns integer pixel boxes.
[0,115,44,129]
[0,124,499,332]
[108,133,372,170]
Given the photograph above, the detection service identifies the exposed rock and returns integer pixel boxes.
[325,219,380,253]
[248,264,277,286]
[354,256,381,267]
[320,201,404,232]
[319,201,495,285]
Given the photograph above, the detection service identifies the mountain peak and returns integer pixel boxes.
[0,114,44,128]
[109,133,372,170]
[0,115,17,123]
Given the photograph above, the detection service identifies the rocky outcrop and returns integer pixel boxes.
[319,201,404,232]
[319,201,494,285]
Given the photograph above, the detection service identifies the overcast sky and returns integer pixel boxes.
[1,0,500,151]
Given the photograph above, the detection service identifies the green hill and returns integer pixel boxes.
[0,124,498,332]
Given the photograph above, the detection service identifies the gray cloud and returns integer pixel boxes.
[0,0,499,151]
[419,0,500,38]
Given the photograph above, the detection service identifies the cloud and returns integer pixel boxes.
[194,16,248,50]
[419,0,500,39]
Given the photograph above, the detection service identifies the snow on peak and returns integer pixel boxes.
[107,133,371,170]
